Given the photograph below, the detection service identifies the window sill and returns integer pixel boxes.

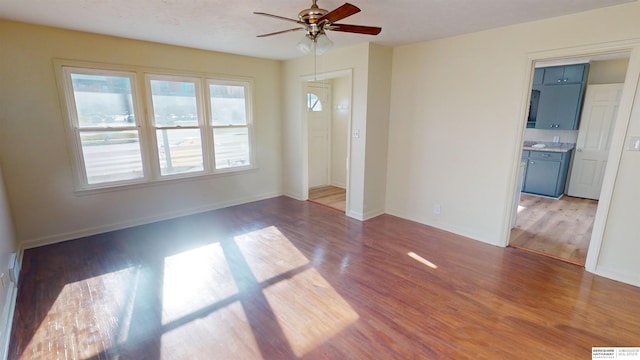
[73,166,258,196]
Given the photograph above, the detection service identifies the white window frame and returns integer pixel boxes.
[60,66,150,189]
[55,60,256,192]
[144,74,210,179]
[207,79,255,173]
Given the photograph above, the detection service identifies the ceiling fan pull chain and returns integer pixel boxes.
[314,44,318,81]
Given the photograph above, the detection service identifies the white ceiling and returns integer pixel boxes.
[0,0,635,60]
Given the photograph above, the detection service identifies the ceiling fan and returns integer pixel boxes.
[254,0,382,54]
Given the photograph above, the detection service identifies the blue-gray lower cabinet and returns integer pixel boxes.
[521,150,573,198]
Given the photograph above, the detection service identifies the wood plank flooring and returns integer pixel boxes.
[9,196,640,359]
[510,194,598,266]
[308,185,346,212]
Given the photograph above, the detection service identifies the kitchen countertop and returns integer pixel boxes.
[522,141,575,153]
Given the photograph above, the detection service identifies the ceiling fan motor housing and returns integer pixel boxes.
[255,1,381,41]
[299,0,328,25]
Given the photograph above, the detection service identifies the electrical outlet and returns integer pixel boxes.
[433,204,441,215]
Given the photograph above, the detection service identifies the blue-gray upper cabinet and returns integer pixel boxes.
[535,83,583,130]
[532,68,544,85]
[542,64,586,84]
[534,63,589,130]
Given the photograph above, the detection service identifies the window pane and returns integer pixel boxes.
[156,129,204,175]
[210,84,247,126]
[307,93,322,111]
[213,128,250,169]
[150,80,199,127]
[70,73,135,128]
[79,131,144,184]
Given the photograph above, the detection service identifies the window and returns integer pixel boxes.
[60,63,254,190]
[63,68,146,185]
[146,76,205,176]
[209,81,252,170]
[306,93,323,112]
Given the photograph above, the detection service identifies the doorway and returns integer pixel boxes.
[509,54,630,267]
[304,73,351,212]
[307,82,332,189]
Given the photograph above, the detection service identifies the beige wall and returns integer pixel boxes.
[0,21,283,247]
[0,166,18,358]
[386,2,640,285]
[363,44,393,217]
[589,58,629,84]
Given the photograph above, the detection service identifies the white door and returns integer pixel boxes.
[307,83,332,188]
[567,83,624,200]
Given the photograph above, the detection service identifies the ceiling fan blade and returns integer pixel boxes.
[318,3,361,24]
[254,12,305,25]
[257,27,305,38]
[329,23,382,35]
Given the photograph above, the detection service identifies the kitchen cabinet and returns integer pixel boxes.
[532,68,544,85]
[528,63,589,130]
[535,83,583,130]
[542,64,586,85]
[521,150,572,198]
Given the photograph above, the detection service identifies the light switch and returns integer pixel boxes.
[352,129,360,138]
[626,136,640,151]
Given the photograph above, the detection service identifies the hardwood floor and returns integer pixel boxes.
[9,197,640,359]
[510,194,598,266]
[308,185,346,212]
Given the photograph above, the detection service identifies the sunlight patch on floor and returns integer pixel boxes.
[234,226,310,283]
[408,251,438,269]
[24,267,139,359]
[262,267,359,357]
[238,226,359,357]
[24,225,358,359]
[161,301,262,359]
[162,243,238,324]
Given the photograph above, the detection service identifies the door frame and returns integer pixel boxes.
[504,39,640,274]
[300,69,353,213]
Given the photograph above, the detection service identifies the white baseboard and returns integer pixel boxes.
[346,208,385,221]
[0,278,18,360]
[21,192,283,250]
[346,210,364,220]
[362,208,385,220]
[283,191,305,201]
[594,265,640,287]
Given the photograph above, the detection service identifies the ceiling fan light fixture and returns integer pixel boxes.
[296,32,333,55]
[296,34,315,54]
[315,31,333,54]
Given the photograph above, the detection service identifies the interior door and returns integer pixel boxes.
[307,83,332,188]
[567,83,623,199]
